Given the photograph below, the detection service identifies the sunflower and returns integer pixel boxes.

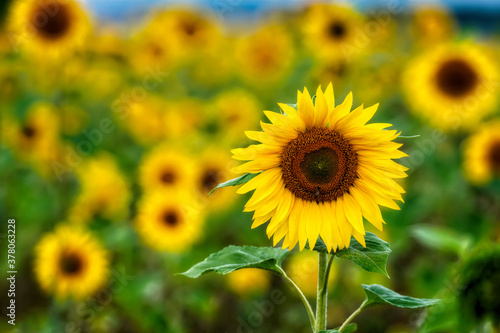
[9,0,91,58]
[227,268,271,298]
[1,102,62,176]
[164,98,205,141]
[231,84,407,251]
[195,148,238,210]
[135,190,203,253]
[139,145,196,194]
[234,24,294,87]
[34,225,109,300]
[119,95,167,145]
[147,9,220,60]
[301,4,365,62]
[129,17,182,74]
[411,6,456,47]
[308,59,351,90]
[403,43,499,131]
[68,154,131,224]
[463,121,500,185]
[286,250,337,297]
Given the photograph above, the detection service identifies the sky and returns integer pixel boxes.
[77,0,500,21]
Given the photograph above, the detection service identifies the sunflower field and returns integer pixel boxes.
[1,1,500,332]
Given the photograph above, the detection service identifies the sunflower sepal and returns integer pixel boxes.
[208,172,260,196]
[179,245,289,278]
[307,232,391,278]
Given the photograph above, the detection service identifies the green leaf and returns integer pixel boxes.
[208,172,260,196]
[179,245,289,278]
[362,284,440,309]
[309,232,391,277]
[398,135,421,139]
[411,224,472,255]
[319,323,357,333]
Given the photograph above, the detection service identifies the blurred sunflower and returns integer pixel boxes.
[135,190,203,253]
[34,225,109,300]
[91,28,126,59]
[195,148,238,210]
[120,95,167,145]
[302,4,365,62]
[411,6,456,47]
[164,98,205,140]
[139,145,196,193]
[309,59,351,89]
[234,24,294,86]
[286,250,337,297]
[457,245,500,330]
[1,102,62,176]
[403,43,499,131]
[130,18,181,74]
[69,154,131,224]
[463,121,500,185]
[9,0,91,58]
[227,268,271,298]
[208,90,261,144]
[232,84,407,251]
[149,9,220,59]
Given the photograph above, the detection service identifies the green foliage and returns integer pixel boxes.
[411,224,472,255]
[310,233,391,277]
[179,245,289,278]
[208,173,260,196]
[362,284,440,309]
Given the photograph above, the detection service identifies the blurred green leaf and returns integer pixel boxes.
[319,323,357,332]
[411,224,472,255]
[179,245,289,278]
[309,232,391,277]
[362,284,440,309]
[208,173,260,196]
[398,135,421,139]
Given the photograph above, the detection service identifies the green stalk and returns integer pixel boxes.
[278,267,316,331]
[315,252,330,332]
[338,299,368,332]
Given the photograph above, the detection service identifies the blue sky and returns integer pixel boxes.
[79,0,500,21]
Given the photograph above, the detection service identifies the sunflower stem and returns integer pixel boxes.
[315,252,329,332]
[338,299,368,332]
[278,267,316,331]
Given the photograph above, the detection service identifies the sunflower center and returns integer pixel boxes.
[162,209,179,227]
[201,168,219,193]
[300,147,339,185]
[328,21,346,39]
[436,59,478,97]
[281,128,358,202]
[149,43,164,57]
[22,125,36,138]
[59,252,83,275]
[181,21,199,37]
[488,141,500,170]
[34,2,71,39]
[160,170,175,184]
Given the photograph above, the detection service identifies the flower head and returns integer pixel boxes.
[232,84,407,251]
[34,225,109,300]
[463,121,500,185]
